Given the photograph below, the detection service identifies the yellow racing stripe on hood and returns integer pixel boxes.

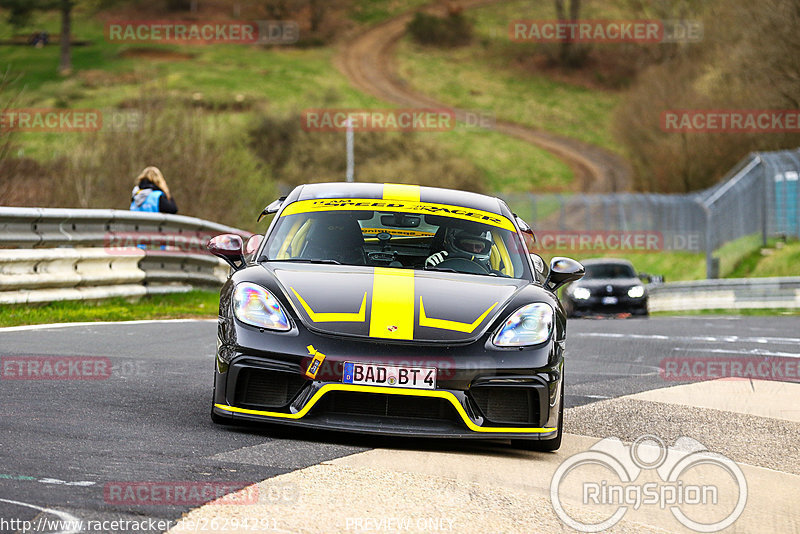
[382,183,420,201]
[369,268,415,340]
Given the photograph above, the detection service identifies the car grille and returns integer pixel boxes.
[470,387,538,425]
[597,285,628,297]
[234,369,307,408]
[318,392,456,421]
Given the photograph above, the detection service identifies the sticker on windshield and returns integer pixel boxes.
[279,199,516,231]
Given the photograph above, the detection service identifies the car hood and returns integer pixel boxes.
[263,263,528,343]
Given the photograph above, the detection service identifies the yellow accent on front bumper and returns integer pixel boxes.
[214,383,555,434]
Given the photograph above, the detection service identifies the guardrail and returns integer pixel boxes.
[0,207,248,304]
[2,207,796,310]
[647,277,800,312]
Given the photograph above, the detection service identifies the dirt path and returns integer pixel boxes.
[335,0,632,192]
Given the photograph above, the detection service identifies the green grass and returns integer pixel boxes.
[395,0,624,161]
[436,128,571,193]
[2,7,568,194]
[350,0,431,24]
[0,291,219,327]
[547,235,799,283]
[717,234,764,277]
[561,250,706,283]
[735,239,800,278]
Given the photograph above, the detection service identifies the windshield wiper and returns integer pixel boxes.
[264,258,342,265]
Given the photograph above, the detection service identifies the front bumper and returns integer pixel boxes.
[212,324,564,440]
[569,296,648,315]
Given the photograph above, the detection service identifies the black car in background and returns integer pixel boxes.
[562,258,648,317]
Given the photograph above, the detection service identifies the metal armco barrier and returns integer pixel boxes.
[501,148,800,279]
[648,277,800,312]
[0,207,248,304]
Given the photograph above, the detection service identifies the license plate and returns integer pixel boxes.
[602,296,618,305]
[342,362,436,390]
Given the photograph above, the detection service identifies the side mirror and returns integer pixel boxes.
[244,234,264,256]
[638,272,652,283]
[207,234,245,270]
[545,257,584,292]
[530,253,546,276]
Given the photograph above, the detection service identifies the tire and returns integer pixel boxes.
[512,377,564,452]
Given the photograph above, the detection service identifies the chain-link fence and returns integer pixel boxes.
[499,148,800,278]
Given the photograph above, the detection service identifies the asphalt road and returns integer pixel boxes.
[0,316,797,533]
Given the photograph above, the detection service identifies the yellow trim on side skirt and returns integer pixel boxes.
[382,183,420,202]
[291,288,367,323]
[419,298,498,333]
[214,384,555,434]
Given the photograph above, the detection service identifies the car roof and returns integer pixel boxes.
[288,182,509,217]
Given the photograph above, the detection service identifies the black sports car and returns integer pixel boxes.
[207,183,583,451]
[562,258,649,317]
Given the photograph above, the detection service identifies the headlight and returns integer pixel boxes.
[627,285,645,298]
[493,303,554,347]
[572,287,591,300]
[233,282,290,331]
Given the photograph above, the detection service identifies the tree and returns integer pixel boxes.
[0,0,74,75]
[553,0,582,66]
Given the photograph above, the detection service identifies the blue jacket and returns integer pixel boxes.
[130,187,163,212]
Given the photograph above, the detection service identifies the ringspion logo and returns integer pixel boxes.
[551,435,747,532]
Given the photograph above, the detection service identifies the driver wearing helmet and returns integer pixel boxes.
[425,228,493,271]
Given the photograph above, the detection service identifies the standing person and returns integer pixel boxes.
[130,166,178,214]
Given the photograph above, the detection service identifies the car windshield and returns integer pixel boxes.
[584,263,636,279]
[262,203,530,279]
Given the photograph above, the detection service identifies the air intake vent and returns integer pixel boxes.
[319,392,455,421]
[470,387,538,425]
[235,369,306,408]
